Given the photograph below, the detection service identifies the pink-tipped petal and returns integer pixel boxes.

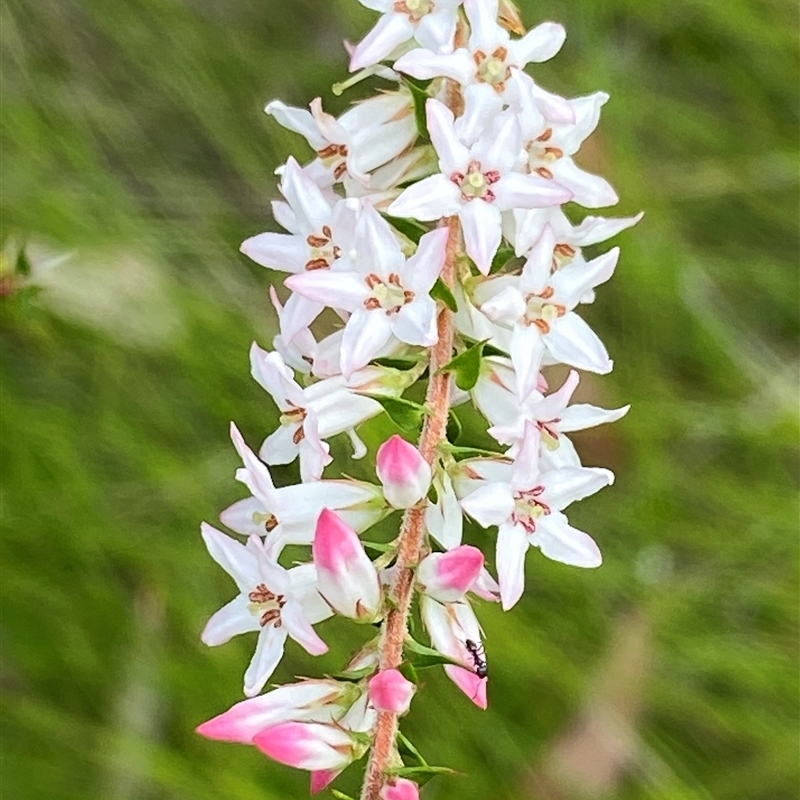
[368,669,416,715]
[376,435,432,509]
[254,722,355,771]
[311,769,342,795]
[445,665,488,709]
[417,545,484,603]
[381,777,421,800]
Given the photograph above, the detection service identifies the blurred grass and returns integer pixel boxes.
[1,1,798,799]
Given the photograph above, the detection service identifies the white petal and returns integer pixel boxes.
[282,600,329,656]
[460,481,515,527]
[510,421,541,489]
[281,157,334,231]
[240,232,308,272]
[201,594,260,646]
[455,83,504,146]
[471,111,520,175]
[425,472,463,550]
[298,410,332,482]
[519,223,557,293]
[465,0,503,49]
[543,466,613,510]
[260,424,299,465]
[285,270,367,311]
[349,13,415,71]
[427,99,470,176]
[497,522,529,610]
[535,513,602,568]
[416,9,458,52]
[558,403,630,433]
[480,285,526,323]
[552,159,618,209]
[510,324,547,402]
[265,102,326,150]
[393,296,438,346]
[493,172,572,211]
[243,625,289,697]
[393,48,475,85]
[555,247,619,307]
[460,200,502,275]
[350,115,418,177]
[559,92,609,154]
[201,522,260,590]
[220,496,270,537]
[341,309,394,378]
[571,212,644,247]
[354,204,404,276]
[405,226,449,293]
[280,292,325,344]
[547,313,612,374]
[510,22,566,66]
[387,174,462,220]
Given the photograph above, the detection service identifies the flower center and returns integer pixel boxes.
[451,160,501,202]
[279,405,308,444]
[474,47,512,93]
[317,143,349,180]
[394,0,434,22]
[523,286,566,334]
[512,486,551,534]
[363,272,415,315]
[305,225,342,271]
[525,128,564,179]
[252,511,280,533]
[248,583,286,627]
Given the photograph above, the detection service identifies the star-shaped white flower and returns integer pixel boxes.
[286,205,449,377]
[457,423,612,609]
[475,223,619,387]
[387,99,571,274]
[266,93,416,186]
[349,0,463,72]
[201,524,331,696]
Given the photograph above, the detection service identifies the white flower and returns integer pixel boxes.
[349,0,463,72]
[286,205,448,377]
[200,524,331,697]
[476,223,619,382]
[457,423,612,609]
[387,99,571,274]
[266,93,416,185]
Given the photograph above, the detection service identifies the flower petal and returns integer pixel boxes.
[496,521,528,610]
[201,522,260,590]
[510,21,566,65]
[244,624,289,697]
[460,481,515,527]
[460,199,502,275]
[349,13,415,72]
[341,308,395,378]
[387,174,462,221]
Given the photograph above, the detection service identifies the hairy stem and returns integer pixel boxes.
[359,216,461,800]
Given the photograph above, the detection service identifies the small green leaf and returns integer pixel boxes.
[402,75,432,141]
[430,278,458,312]
[382,214,429,245]
[329,666,374,682]
[331,790,357,800]
[489,244,518,274]
[446,409,462,443]
[440,339,487,391]
[386,765,458,778]
[364,394,426,434]
[403,638,460,669]
[360,540,395,554]
[397,730,428,767]
[440,443,505,460]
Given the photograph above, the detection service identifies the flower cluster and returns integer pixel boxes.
[196,1,639,797]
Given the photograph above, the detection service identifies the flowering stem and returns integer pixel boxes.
[359,216,461,800]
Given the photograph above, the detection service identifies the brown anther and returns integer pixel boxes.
[364,297,382,310]
[533,319,551,334]
[365,273,383,289]
[484,169,501,184]
[293,426,305,444]
[494,81,507,93]
[556,304,567,318]
[318,143,340,159]
[333,245,342,259]
[544,147,564,159]
[265,515,279,533]
[473,49,487,65]
[538,286,555,300]
[403,290,415,303]
[387,273,402,287]
[536,128,554,142]
[249,583,277,604]
[492,46,508,61]
[305,257,329,271]
[259,609,282,628]
[387,305,402,315]
[307,234,329,248]
[322,225,333,238]
[536,167,554,179]
[554,243,576,258]
[334,162,348,180]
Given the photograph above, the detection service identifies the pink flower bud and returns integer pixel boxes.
[310,769,341,795]
[376,435,431,509]
[313,509,382,621]
[368,669,416,715]
[253,722,359,771]
[380,778,420,800]
[417,545,485,603]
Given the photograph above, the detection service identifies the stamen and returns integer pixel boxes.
[536,167,554,179]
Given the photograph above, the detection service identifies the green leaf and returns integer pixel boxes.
[402,75,432,142]
[403,638,460,669]
[440,443,505,460]
[329,666,374,682]
[430,278,458,312]
[331,791,357,800]
[382,214,429,245]
[360,540,395,554]
[387,765,458,779]
[439,339,487,391]
[364,394,426,434]
[446,409,462,443]
[489,244,518,274]
[397,730,428,767]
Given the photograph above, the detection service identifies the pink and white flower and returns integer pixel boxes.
[376,434,432,509]
[417,545,484,603]
[457,423,612,609]
[253,721,366,771]
[313,509,383,621]
[200,524,331,696]
[368,669,416,715]
[387,99,571,274]
[381,778,420,800]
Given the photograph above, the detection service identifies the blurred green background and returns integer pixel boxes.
[2,1,798,798]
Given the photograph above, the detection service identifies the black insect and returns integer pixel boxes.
[465,638,488,679]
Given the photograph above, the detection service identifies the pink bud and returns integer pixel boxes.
[380,778,420,800]
[313,509,382,620]
[417,545,484,603]
[310,769,341,795]
[368,669,416,715]
[253,722,357,771]
[376,435,431,509]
